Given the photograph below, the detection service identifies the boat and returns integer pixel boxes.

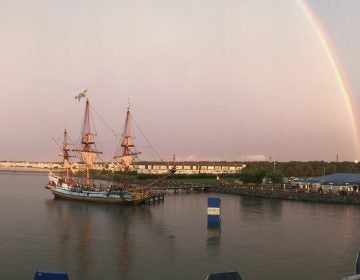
[47,94,174,205]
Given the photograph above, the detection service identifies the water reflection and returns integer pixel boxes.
[207,223,221,254]
[45,199,153,278]
[78,205,91,279]
[109,206,153,275]
[46,200,93,278]
[239,196,283,222]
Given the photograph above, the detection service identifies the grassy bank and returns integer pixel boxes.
[87,170,235,185]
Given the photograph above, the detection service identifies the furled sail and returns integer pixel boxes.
[63,158,71,169]
[81,151,97,166]
[119,155,133,168]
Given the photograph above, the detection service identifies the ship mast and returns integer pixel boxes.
[115,104,141,171]
[75,98,102,187]
[114,104,141,189]
[52,128,73,180]
[62,128,71,180]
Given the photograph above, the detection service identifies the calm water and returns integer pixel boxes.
[1,173,360,280]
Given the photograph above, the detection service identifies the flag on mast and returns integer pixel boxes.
[75,89,87,101]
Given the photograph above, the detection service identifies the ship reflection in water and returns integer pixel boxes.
[45,199,154,279]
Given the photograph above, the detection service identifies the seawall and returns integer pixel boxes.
[212,185,360,205]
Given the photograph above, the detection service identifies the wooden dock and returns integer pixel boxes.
[145,192,165,204]
[153,184,213,193]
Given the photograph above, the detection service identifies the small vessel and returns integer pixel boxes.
[48,95,172,205]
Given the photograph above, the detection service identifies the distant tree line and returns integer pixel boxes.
[238,161,360,184]
[88,161,360,185]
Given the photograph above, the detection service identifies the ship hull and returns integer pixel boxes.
[52,188,150,205]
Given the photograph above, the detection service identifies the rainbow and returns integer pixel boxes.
[297,0,360,159]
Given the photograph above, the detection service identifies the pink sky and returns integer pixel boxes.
[1,0,360,162]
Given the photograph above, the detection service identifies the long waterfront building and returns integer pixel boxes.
[0,161,246,175]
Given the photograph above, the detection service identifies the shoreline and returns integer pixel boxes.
[212,185,360,205]
[2,168,360,206]
[0,167,48,175]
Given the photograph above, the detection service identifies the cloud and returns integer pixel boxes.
[236,155,268,162]
[176,154,198,161]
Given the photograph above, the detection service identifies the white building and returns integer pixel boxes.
[134,161,246,175]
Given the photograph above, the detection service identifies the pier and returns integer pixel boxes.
[145,192,165,204]
[153,184,213,193]
[144,184,214,204]
[147,183,360,205]
[213,185,360,205]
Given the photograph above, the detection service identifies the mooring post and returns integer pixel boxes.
[207,197,221,224]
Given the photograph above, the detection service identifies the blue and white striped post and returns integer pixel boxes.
[207,197,221,224]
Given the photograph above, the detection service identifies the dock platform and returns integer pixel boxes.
[145,192,165,204]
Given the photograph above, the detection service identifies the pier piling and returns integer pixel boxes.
[145,192,165,204]
[207,197,221,224]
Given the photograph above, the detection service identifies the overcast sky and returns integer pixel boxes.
[1,0,360,162]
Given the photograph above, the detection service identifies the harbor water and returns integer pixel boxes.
[1,173,360,280]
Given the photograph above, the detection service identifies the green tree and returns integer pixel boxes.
[266,170,283,184]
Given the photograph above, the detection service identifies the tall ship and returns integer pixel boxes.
[48,94,173,204]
